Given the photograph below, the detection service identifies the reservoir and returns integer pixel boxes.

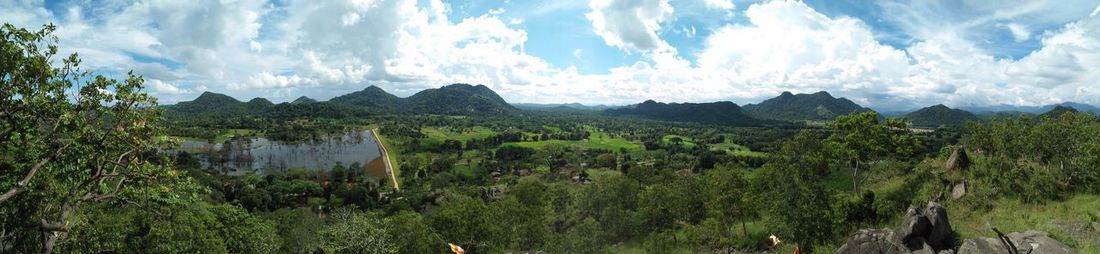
[173,131,386,179]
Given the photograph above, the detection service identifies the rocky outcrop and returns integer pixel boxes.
[838,202,955,254]
[837,202,1077,254]
[956,231,1077,254]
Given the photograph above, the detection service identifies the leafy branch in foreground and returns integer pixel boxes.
[1,23,196,253]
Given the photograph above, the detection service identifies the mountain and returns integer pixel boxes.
[291,96,318,104]
[604,100,765,126]
[405,84,516,115]
[329,85,404,110]
[1039,105,1079,118]
[743,91,872,121]
[513,103,620,111]
[904,104,980,128]
[168,92,247,115]
[961,102,1100,114]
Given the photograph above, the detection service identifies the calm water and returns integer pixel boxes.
[175,131,383,176]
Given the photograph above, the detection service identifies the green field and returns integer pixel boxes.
[422,126,497,142]
[505,128,641,151]
[170,129,259,144]
[709,141,767,157]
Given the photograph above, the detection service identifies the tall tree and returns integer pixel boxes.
[756,131,835,251]
[1,23,191,252]
[826,111,919,194]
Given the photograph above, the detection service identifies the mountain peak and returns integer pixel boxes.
[192,91,240,105]
[292,96,317,104]
[743,91,871,121]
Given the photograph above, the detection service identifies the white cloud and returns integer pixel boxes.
[148,79,192,95]
[3,0,1099,110]
[704,0,735,10]
[1005,23,1030,42]
[585,0,674,52]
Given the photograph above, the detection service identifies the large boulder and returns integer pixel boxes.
[836,229,908,254]
[956,231,1077,254]
[895,207,931,250]
[923,202,954,251]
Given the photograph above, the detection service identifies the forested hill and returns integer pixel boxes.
[603,100,767,126]
[904,104,980,128]
[166,83,516,116]
[405,83,516,115]
[1040,105,1079,118]
[742,91,872,121]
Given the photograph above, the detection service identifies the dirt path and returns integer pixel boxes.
[371,129,400,191]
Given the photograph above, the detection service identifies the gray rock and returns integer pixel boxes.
[896,207,932,250]
[924,202,954,251]
[836,229,909,254]
[951,182,966,199]
[957,230,1077,254]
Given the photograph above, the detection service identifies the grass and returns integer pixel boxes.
[421,126,496,142]
[948,194,1100,251]
[505,126,641,151]
[709,141,767,157]
[662,135,697,149]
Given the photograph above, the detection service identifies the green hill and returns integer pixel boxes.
[742,91,872,121]
[604,100,765,126]
[905,104,980,128]
[290,96,318,104]
[329,85,404,110]
[1039,105,1079,118]
[405,84,516,115]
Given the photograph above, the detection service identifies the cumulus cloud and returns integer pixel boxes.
[147,79,192,95]
[3,0,1099,110]
[586,0,674,52]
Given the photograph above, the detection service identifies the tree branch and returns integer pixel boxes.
[0,142,70,204]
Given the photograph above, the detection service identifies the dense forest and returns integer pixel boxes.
[4,23,1100,254]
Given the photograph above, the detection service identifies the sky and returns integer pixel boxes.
[2,0,1100,111]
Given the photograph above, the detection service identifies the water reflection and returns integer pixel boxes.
[174,131,383,177]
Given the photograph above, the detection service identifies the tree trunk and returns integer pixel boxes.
[852,160,860,195]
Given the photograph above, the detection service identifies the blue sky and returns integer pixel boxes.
[3,0,1100,111]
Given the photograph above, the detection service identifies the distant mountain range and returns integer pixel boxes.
[167,84,1099,126]
[742,91,872,121]
[603,100,767,126]
[960,102,1100,114]
[512,103,620,111]
[167,84,516,117]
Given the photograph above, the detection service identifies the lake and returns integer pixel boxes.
[174,131,385,178]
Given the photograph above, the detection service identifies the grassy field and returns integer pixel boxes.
[948,194,1100,251]
[709,140,767,157]
[422,126,497,142]
[662,135,697,149]
[505,128,642,151]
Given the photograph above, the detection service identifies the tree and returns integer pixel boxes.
[385,212,444,254]
[702,165,753,240]
[756,132,836,251]
[320,208,396,254]
[1,23,195,253]
[826,111,919,194]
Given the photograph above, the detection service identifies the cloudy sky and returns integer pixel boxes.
[3,0,1099,111]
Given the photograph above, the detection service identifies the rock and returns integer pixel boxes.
[951,182,966,199]
[896,207,931,250]
[924,202,954,251]
[835,229,908,254]
[946,147,970,171]
[957,230,1077,254]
